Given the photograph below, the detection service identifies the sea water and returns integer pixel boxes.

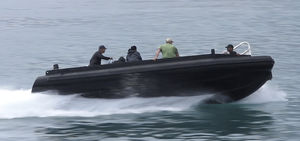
[0,0,299,140]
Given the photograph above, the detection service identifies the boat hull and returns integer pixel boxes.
[32,55,274,102]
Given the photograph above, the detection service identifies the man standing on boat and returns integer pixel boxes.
[154,38,179,61]
[89,45,113,66]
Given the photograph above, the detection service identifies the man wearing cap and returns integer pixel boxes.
[154,38,179,60]
[89,45,113,66]
[223,44,239,56]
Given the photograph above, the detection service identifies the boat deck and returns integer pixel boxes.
[46,54,252,76]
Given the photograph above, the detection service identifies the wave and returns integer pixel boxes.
[0,84,287,119]
[0,89,211,119]
[237,83,287,104]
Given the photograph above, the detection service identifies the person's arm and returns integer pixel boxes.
[137,52,142,60]
[153,48,161,61]
[100,54,112,60]
[175,48,179,57]
[126,55,129,62]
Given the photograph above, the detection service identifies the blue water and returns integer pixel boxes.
[0,0,299,140]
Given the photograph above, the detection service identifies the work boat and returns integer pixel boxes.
[32,42,274,103]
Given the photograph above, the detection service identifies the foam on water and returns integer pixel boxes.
[0,89,211,119]
[237,84,288,104]
[0,84,287,119]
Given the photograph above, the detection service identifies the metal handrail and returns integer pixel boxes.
[233,41,252,55]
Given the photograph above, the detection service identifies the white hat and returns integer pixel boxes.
[166,38,173,43]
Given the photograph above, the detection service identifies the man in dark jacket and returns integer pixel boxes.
[89,45,112,66]
[126,46,142,62]
[223,44,239,56]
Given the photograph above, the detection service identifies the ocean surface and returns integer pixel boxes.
[0,0,299,140]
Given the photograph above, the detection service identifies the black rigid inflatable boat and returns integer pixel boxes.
[32,53,274,103]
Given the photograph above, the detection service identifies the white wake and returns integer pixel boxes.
[0,89,210,119]
[237,83,287,104]
[0,83,287,119]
